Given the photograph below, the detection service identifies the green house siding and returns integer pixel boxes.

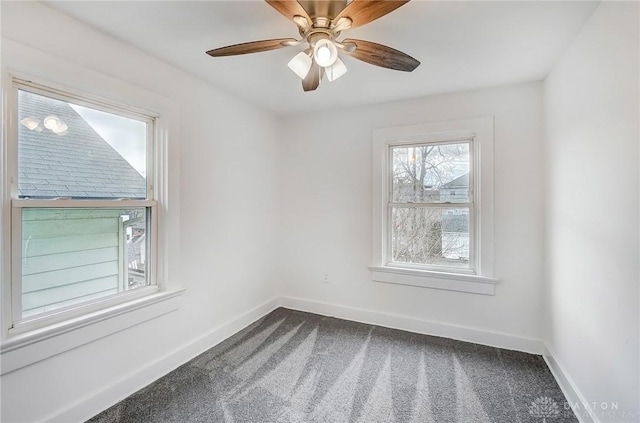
[22,209,124,316]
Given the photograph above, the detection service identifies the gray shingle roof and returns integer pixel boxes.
[18,90,146,199]
[442,173,469,189]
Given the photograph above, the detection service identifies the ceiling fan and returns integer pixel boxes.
[206,0,420,92]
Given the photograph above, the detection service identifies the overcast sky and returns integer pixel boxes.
[71,104,147,177]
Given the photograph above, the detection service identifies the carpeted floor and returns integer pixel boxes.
[89,308,578,422]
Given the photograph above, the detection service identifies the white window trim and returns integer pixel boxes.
[385,137,476,273]
[0,45,183,373]
[371,117,497,295]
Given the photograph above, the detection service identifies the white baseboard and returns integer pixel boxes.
[543,344,598,423]
[279,296,544,354]
[47,296,281,423]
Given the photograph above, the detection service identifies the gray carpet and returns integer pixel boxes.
[88,308,578,422]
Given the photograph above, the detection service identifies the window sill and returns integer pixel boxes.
[0,288,185,375]
[369,266,497,295]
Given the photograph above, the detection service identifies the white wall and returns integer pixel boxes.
[543,2,639,422]
[1,2,280,422]
[277,81,545,343]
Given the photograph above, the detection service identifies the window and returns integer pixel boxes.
[371,118,496,295]
[389,141,472,270]
[7,79,160,332]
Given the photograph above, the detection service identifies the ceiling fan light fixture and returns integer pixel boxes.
[313,39,338,67]
[43,115,68,134]
[51,122,69,135]
[206,0,419,92]
[43,115,61,130]
[288,51,313,79]
[20,117,40,131]
[326,57,348,82]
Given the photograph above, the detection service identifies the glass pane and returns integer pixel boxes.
[18,90,147,199]
[21,208,149,318]
[391,207,470,268]
[391,143,470,203]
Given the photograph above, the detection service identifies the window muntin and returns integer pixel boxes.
[10,79,158,328]
[387,140,474,271]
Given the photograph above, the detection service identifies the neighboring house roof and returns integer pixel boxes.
[442,214,469,233]
[442,173,469,189]
[18,91,146,199]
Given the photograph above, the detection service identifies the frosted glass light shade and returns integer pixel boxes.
[313,39,338,67]
[326,58,348,82]
[51,122,68,134]
[43,115,60,130]
[288,51,313,79]
[42,115,68,134]
[20,117,39,131]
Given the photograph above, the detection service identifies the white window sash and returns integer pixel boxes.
[7,77,160,332]
[383,138,477,273]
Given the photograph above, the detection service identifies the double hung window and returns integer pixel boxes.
[388,140,473,271]
[8,79,159,331]
[371,118,496,295]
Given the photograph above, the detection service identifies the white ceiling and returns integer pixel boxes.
[44,1,598,116]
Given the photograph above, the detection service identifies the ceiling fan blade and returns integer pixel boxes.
[342,38,420,72]
[334,0,410,30]
[302,61,323,92]
[265,0,312,26]
[206,38,297,57]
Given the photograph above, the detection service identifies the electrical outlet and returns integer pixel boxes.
[322,273,329,283]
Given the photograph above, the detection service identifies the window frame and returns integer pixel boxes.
[385,138,476,273]
[371,117,497,295]
[6,76,162,335]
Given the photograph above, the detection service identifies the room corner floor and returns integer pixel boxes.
[89,308,577,422]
